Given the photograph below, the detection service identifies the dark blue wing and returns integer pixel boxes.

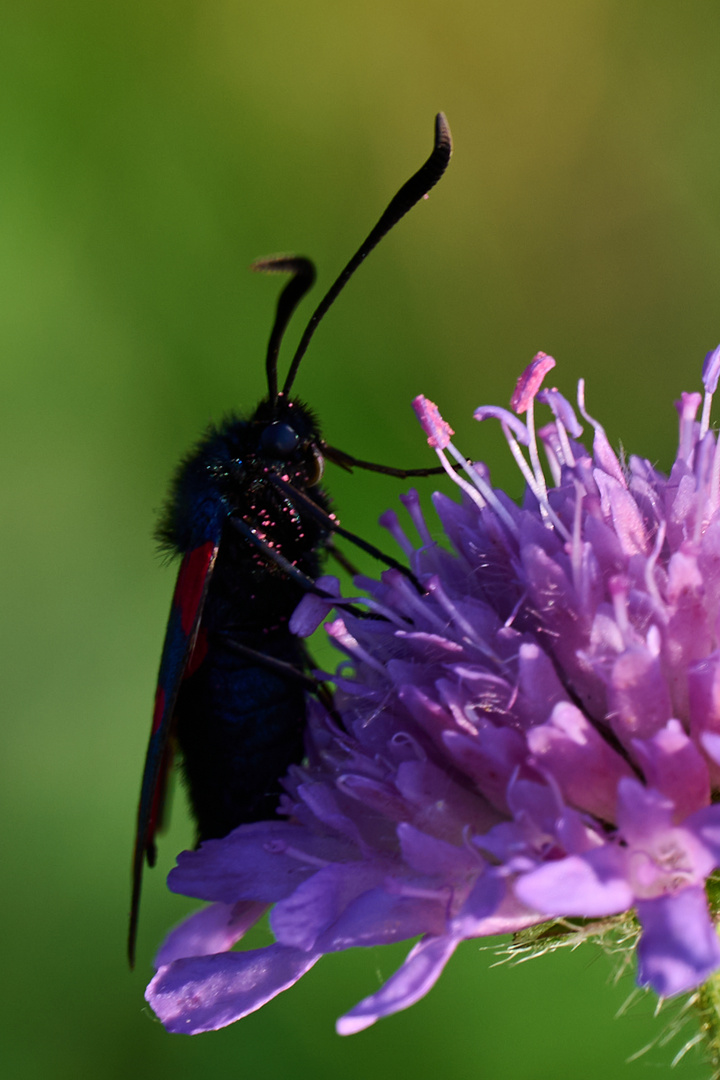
[128,539,219,966]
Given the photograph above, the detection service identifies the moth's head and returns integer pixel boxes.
[250,394,324,486]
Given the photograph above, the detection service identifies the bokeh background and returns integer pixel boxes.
[3,1,720,1077]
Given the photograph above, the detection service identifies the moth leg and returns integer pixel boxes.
[322,443,456,478]
[213,634,319,692]
[214,632,340,723]
[326,539,359,577]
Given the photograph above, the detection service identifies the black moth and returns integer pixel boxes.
[129,114,452,965]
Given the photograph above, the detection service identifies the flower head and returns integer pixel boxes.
[147,350,720,1035]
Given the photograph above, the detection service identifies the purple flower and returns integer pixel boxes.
[147,350,720,1035]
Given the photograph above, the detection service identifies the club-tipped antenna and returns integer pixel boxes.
[281,112,452,397]
[251,255,316,405]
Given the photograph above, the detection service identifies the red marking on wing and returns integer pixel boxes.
[176,542,216,635]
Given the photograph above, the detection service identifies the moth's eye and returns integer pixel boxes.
[307,446,324,486]
[261,422,300,458]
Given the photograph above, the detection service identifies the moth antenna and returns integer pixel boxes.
[282,112,452,396]
[251,255,316,406]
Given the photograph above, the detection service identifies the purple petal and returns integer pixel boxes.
[527,701,633,821]
[688,652,720,784]
[686,803,720,864]
[336,935,459,1035]
[147,945,321,1034]
[294,782,365,846]
[515,847,633,917]
[455,876,544,937]
[517,642,568,725]
[675,389,702,432]
[615,778,673,844]
[397,821,481,878]
[505,775,560,834]
[442,728,525,812]
[449,869,507,937]
[270,862,385,950]
[168,822,357,904]
[476,820,532,865]
[609,647,672,743]
[155,901,268,968]
[337,773,409,820]
[702,732,720,769]
[378,507,416,559]
[395,758,497,839]
[594,471,648,556]
[289,576,341,635]
[554,804,603,856]
[636,888,720,997]
[631,719,710,821]
[664,552,714,678]
[316,887,448,951]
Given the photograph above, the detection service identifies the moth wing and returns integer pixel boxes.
[128,539,219,965]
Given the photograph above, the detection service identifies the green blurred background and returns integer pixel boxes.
[3,1,720,1077]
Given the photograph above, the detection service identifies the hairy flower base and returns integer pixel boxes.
[147,348,720,1037]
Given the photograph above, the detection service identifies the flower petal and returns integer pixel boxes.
[147,946,321,1034]
[168,822,357,904]
[631,719,710,821]
[527,701,633,820]
[336,935,459,1035]
[636,888,720,997]
[316,887,448,951]
[155,901,268,968]
[270,862,385,950]
[515,847,633,917]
